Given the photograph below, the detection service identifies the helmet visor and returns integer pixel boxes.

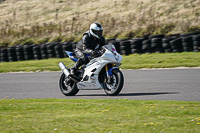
[92,29,103,38]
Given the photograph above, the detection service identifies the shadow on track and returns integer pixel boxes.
[77,92,179,97]
[118,92,179,96]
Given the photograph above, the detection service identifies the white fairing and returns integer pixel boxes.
[77,44,123,90]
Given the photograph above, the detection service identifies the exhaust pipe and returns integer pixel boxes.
[59,62,80,83]
[59,62,70,77]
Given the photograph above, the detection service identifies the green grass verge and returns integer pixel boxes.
[122,52,200,69]
[0,58,70,73]
[0,99,200,132]
[0,52,200,73]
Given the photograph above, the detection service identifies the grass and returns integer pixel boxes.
[0,99,199,132]
[0,0,200,46]
[0,52,200,73]
[0,58,70,73]
[121,52,200,69]
[0,51,200,132]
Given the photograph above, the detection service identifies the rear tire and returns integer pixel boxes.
[103,69,124,96]
[59,73,79,96]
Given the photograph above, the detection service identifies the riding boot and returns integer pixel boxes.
[70,59,83,76]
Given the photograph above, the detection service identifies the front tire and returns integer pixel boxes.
[59,73,79,96]
[103,69,124,96]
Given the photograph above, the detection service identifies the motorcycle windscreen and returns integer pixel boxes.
[104,44,116,51]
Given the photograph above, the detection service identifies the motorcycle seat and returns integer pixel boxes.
[65,51,78,62]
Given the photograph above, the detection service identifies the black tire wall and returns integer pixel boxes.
[1,31,200,62]
[33,45,42,60]
[1,48,8,62]
[16,46,25,61]
[7,47,17,62]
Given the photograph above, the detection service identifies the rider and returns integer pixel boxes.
[70,23,106,76]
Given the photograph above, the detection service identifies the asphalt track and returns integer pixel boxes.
[0,69,200,101]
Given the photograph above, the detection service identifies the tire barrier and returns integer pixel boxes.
[7,47,17,62]
[149,34,165,39]
[1,32,200,62]
[23,45,34,61]
[0,47,8,62]
[33,45,41,60]
[151,38,164,53]
[0,47,1,62]
[142,39,151,53]
[47,42,56,58]
[54,44,64,58]
[120,40,131,55]
[16,45,25,61]
[193,35,200,52]
[130,39,143,54]
[162,37,173,53]
[40,44,48,59]
[181,36,193,52]
[170,38,183,53]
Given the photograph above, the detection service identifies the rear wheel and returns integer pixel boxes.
[103,69,124,96]
[59,73,79,96]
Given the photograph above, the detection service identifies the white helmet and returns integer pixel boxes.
[89,23,103,39]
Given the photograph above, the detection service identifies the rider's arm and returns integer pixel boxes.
[82,35,95,55]
[95,36,106,51]
[100,36,106,46]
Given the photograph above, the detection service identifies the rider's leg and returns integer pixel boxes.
[70,58,83,75]
[70,51,88,75]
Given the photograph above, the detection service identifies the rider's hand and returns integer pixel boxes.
[98,49,105,55]
[91,51,96,56]
[87,50,95,56]
[96,50,101,55]
[89,50,102,57]
[95,50,102,56]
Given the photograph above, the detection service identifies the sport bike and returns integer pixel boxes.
[58,44,124,96]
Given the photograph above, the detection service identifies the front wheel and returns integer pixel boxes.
[103,69,124,96]
[59,73,79,96]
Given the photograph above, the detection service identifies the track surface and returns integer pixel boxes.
[0,69,199,101]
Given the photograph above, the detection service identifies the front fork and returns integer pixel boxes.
[105,64,114,76]
[105,64,115,84]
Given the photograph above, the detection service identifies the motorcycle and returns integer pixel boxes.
[58,44,124,96]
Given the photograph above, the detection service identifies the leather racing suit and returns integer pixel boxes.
[71,31,106,74]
